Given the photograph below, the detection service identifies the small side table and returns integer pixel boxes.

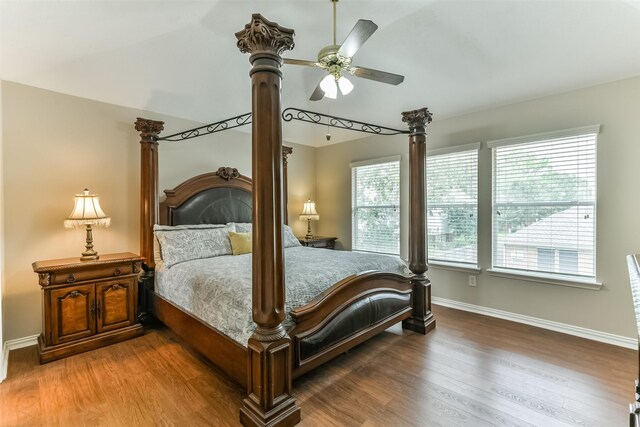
[33,252,144,363]
[298,236,338,250]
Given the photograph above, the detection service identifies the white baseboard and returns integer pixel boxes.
[432,297,637,349]
[1,334,39,382]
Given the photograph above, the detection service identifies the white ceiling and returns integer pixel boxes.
[3,0,640,146]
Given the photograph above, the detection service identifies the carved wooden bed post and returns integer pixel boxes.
[283,146,293,225]
[135,118,164,321]
[135,118,164,269]
[401,108,436,334]
[236,14,300,427]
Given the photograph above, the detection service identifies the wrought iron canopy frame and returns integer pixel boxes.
[282,108,409,135]
[156,108,408,142]
[158,112,252,141]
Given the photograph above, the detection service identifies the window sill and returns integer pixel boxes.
[486,268,602,290]
[429,261,482,274]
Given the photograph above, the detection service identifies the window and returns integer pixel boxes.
[351,157,400,255]
[490,126,598,279]
[559,249,579,275]
[426,144,479,266]
[537,248,555,272]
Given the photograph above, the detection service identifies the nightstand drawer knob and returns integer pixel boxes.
[66,274,76,283]
[114,268,121,276]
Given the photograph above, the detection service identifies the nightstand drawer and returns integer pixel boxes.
[52,263,133,285]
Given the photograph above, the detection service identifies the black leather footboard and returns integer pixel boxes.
[297,291,412,363]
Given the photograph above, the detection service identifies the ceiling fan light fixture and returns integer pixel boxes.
[284,1,404,101]
[320,74,338,99]
[337,75,354,95]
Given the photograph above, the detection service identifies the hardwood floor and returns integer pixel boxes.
[0,305,635,426]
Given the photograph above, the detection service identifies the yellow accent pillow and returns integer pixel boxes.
[228,231,252,255]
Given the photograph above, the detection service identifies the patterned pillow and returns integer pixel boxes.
[230,222,251,233]
[283,225,301,248]
[226,223,301,248]
[153,223,227,263]
[155,225,234,268]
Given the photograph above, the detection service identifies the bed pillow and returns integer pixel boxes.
[228,231,252,255]
[227,223,301,248]
[283,225,302,248]
[155,225,234,268]
[153,223,227,263]
[230,222,252,233]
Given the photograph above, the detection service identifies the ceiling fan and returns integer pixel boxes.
[283,0,405,101]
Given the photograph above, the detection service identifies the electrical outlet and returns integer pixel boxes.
[468,275,477,287]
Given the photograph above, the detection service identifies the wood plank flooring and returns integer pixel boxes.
[0,305,635,426]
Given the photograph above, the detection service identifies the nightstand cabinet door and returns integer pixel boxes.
[96,278,135,333]
[50,284,96,345]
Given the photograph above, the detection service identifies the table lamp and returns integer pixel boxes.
[299,199,319,239]
[64,188,111,261]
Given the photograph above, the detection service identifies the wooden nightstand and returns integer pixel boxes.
[298,236,338,250]
[33,252,144,363]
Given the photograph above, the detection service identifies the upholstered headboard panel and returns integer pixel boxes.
[171,187,251,225]
[159,168,254,226]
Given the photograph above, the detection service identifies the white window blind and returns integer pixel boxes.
[351,158,400,255]
[491,128,597,279]
[427,147,478,266]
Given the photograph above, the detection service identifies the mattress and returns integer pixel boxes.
[155,246,410,345]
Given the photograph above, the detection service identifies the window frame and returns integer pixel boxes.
[487,125,601,289]
[350,155,401,256]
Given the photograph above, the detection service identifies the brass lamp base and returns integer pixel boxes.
[305,218,314,240]
[80,224,100,262]
[81,253,99,261]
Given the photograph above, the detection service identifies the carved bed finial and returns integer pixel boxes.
[235,13,295,55]
[282,146,293,165]
[401,108,433,131]
[135,118,165,137]
[216,167,240,181]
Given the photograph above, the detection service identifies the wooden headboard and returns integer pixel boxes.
[159,167,252,226]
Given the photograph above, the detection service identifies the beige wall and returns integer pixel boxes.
[1,81,316,342]
[316,75,640,338]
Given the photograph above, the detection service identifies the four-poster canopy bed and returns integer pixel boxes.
[134,14,434,427]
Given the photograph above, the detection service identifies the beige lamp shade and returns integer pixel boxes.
[64,188,111,229]
[299,199,319,221]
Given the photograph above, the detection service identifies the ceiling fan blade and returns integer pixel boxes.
[310,82,325,101]
[283,58,321,68]
[351,66,405,85]
[338,20,378,58]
